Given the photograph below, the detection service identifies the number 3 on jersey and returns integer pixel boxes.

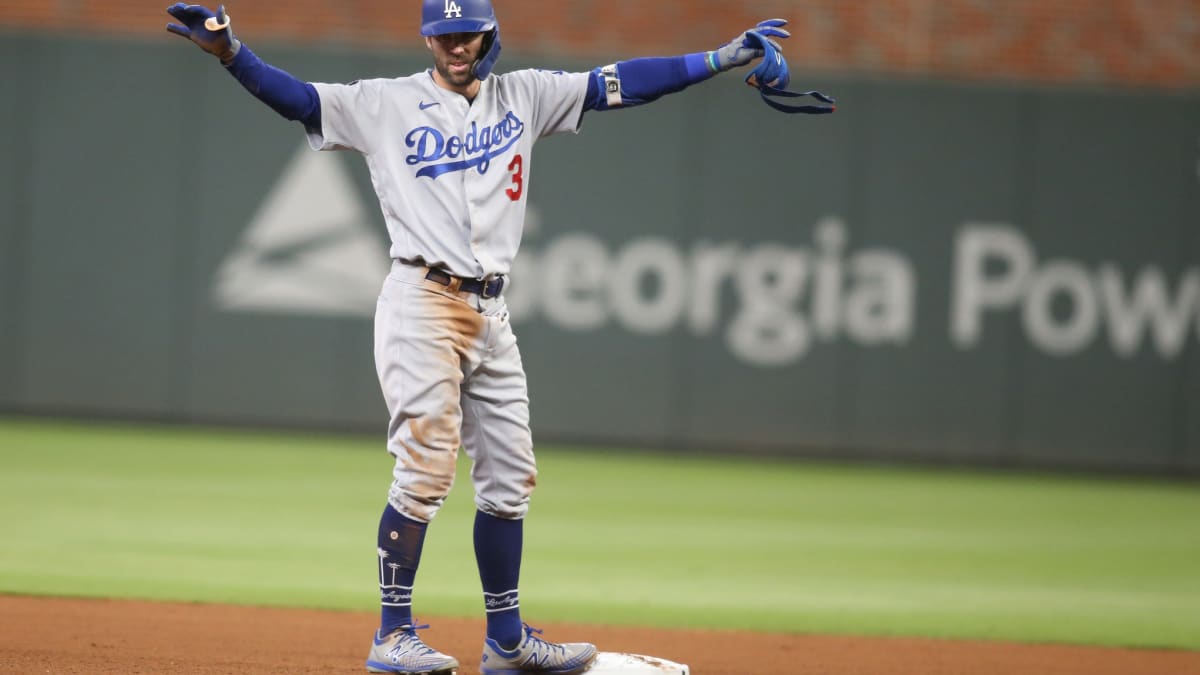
[505,154,524,202]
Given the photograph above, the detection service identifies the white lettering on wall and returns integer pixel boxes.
[510,217,915,366]
[511,218,1197,365]
[952,223,1200,359]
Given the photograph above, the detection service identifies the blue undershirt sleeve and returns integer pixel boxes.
[224,44,322,130]
[583,52,715,112]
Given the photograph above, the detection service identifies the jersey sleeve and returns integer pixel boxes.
[306,79,386,153]
[505,70,591,139]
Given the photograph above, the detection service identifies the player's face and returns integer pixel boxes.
[427,32,487,94]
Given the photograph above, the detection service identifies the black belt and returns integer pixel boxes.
[424,268,505,299]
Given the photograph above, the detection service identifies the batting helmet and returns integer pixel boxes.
[420,0,502,80]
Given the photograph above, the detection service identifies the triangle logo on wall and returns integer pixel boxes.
[212,144,390,319]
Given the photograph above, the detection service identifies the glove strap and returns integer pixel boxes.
[757,86,836,114]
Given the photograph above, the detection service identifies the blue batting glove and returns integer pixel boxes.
[741,29,837,115]
[166,3,241,64]
[709,19,790,73]
[743,30,789,89]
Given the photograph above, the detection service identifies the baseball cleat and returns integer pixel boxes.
[479,624,597,675]
[366,624,459,674]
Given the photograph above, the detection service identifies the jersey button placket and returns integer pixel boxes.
[468,201,484,283]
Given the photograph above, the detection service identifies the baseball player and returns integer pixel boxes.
[166,1,792,673]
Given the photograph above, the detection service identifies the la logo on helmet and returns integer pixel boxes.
[443,0,462,18]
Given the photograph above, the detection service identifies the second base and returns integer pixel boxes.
[585,651,689,674]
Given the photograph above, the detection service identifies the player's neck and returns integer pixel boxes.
[431,70,482,102]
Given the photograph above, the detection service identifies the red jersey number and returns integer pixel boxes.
[505,154,524,202]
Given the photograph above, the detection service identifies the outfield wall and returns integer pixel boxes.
[1,34,1198,471]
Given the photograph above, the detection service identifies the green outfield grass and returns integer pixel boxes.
[1,416,1197,650]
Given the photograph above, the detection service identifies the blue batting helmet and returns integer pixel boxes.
[421,0,502,80]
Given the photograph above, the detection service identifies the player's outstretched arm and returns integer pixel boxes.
[584,19,789,111]
[586,19,833,115]
[166,3,321,128]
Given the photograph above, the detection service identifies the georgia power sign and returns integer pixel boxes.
[212,145,1200,367]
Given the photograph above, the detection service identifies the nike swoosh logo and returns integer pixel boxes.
[418,101,439,110]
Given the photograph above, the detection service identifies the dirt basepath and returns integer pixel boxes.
[1,595,1197,675]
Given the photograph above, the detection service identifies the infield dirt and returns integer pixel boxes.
[1,595,1197,675]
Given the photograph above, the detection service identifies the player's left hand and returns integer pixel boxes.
[711,19,789,72]
[166,3,242,65]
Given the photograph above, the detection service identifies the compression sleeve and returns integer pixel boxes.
[224,44,322,129]
[583,52,715,111]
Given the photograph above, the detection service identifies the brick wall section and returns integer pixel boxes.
[2,0,1197,89]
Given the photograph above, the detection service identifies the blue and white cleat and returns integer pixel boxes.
[366,624,459,674]
[479,624,597,675]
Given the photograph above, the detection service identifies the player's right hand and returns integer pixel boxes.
[166,3,242,65]
[711,19,790,72]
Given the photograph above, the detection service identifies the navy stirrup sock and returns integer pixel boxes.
[377,504,428,635]
[474,510,524,649]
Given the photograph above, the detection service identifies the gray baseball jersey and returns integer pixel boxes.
[307,69,590,279]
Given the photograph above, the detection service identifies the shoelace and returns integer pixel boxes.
[387,623,438,656]
[521,625,567,657]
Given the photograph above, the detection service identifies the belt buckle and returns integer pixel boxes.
[480,277,503,299]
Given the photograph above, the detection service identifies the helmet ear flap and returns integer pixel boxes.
[473,28,502,79]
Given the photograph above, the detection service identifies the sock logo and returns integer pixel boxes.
[483,589,520,613]
[381,587,413,606]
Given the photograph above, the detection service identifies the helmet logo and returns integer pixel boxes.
[443,0,463,18]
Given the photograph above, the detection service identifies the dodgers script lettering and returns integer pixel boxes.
[404,112,526,179]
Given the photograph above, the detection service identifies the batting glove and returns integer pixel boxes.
[708,19,790,73]
[166,3,241,65]
[742,30,836,114]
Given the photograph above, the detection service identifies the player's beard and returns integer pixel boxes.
[434,56,478,89]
